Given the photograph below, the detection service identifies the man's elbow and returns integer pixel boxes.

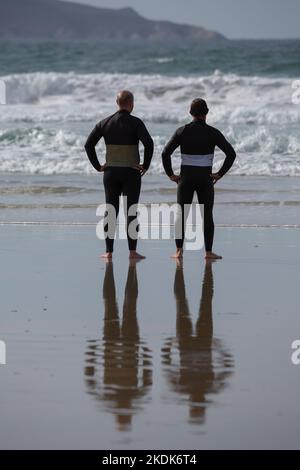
[147,138,154,153]
[161,146,168,160]
[84,141,90,153]
[228,146,236,162]
[144,144,154,161]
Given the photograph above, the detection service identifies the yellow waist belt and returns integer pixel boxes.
[105,144,140,167]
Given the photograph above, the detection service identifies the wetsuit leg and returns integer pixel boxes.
[176,167,195,249]
[203,198,214,252]
[103,168,122,253]
[121,168,141,251]
[196,178,214,252]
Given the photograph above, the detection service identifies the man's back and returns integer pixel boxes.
[99,110,145,145]
[85,109,153,170]
[162,119,236,177]
[175,120,224,155]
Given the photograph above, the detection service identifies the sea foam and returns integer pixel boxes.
[0,71,299,176]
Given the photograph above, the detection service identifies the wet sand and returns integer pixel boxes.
[0,226,300,449]
[1,174,300,226]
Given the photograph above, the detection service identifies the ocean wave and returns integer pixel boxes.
[1,70,299,129]
[0,127,299,176]
[0,70,296,104]
[0,157,299,177]
[1,107,300,127]
[148,57,174,64]
[0,125,299,176]
[1,125,299,154]
[0,71,299,176]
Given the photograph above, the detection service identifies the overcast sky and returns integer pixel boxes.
[60,0,300,39]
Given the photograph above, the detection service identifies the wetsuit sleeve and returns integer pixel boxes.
[137,121,154,171]
[84,123,103,171]
[216,131,236,177]
[162,129,181,177]
[215,130,236,177]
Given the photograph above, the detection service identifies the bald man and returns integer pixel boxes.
[85,91,154,259]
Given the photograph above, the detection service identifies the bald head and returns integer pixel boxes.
[116,90,134,112]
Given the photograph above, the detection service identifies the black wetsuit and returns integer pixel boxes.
[85,110,154,252]
[162,120,236,251]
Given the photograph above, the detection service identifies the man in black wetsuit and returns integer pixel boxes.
[162,98,236,260]
[85,90,154,260]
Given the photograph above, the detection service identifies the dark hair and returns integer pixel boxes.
[117,90,134,108]
[190,98,209,117]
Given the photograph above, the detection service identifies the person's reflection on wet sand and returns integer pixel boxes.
[84,261,152,431]
[161,260,234,425]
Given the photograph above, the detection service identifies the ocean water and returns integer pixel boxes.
[0,40,299,223]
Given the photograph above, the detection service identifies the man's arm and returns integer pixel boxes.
[215,130,236,177]
[137,121,154,171]
[84,123,103,172]
[162,129,181,177]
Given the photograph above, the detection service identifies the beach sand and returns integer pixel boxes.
[0,225,300,449]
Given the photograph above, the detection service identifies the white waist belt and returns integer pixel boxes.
[181,153,214,167]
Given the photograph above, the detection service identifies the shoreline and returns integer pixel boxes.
[1,221,300,228]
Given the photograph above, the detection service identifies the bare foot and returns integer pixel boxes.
[205,251,222,260]
[171,249,183,259]
[101,252,113,260]
[129,251,146,260]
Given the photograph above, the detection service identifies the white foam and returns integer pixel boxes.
[0,71,299,176]
[1,70,298,114]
